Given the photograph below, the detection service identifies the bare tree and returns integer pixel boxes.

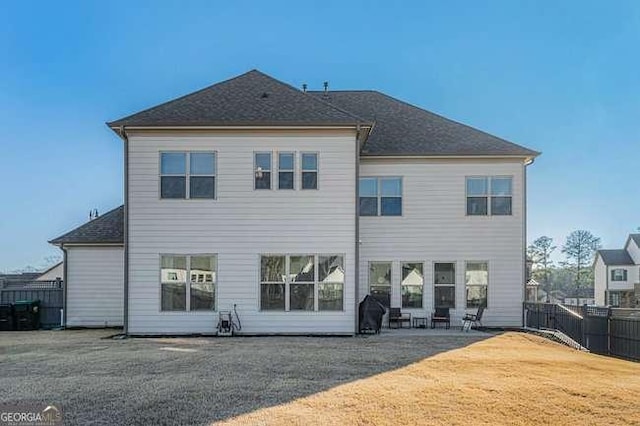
[528,236,556,302]
[562,230,601,305]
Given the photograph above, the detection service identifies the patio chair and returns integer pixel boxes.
[388,307,411,329]
[462,306,485,332]
[431,307,450,329]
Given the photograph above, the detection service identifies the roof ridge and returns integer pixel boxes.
[107,70,261,127]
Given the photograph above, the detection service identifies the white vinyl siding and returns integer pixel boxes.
[359,158,525,326]
[66,246,124,327]
[126,130,357,334]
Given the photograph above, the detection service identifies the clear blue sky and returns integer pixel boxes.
[1,1,639,271]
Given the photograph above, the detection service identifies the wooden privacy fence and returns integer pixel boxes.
[0,279,63,329]
[524,302,640,361]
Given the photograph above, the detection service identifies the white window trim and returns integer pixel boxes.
[254,151,273,190]
[159,151,217,200]
[433,261,456,309]
[277,151,296,190]
[259,253,346,312]
[611,268,627,281]
[300,152,319,190]
[159,254,217,313]
[465,175,513,216]
[464,260,489,309]
[401,261,425,309]
[368,261,393,306]
[359,176,403,217]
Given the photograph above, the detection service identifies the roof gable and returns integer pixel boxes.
[309,90,539,157]
[108,70,366,128]
[49,206,124,245]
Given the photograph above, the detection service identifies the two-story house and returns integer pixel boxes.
[594,234,640,307]
[50,70,539,334]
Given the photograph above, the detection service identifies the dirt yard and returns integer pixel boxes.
[219,333,640,426]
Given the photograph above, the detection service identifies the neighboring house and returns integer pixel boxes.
[50,70,539,334]
[594,234,640,307]
[36,262,64,281]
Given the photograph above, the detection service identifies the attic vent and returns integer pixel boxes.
[260,92,269,99]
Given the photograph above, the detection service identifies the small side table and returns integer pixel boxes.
[412,316,428,329]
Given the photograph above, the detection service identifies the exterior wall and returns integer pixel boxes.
[594,256,607,306]
[359,158,526,327]
[606,265,640,291]
[66,246,124,327]
[127,130,357,335]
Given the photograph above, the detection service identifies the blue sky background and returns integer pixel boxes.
[1,1,639,271]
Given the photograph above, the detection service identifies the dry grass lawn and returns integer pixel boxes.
[218,332,640,426]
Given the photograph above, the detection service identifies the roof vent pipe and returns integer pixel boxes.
[302,83,307,92]
[323,81,329,94]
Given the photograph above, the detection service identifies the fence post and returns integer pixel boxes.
[606,307,611,356]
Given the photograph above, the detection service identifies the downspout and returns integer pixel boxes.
[61,244,68,328]
[522,159,528,326]
[354,124,361,335]
[121,126,129,334]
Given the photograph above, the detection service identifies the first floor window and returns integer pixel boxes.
[434,262,455,308]
[260,254,344,311]
[161,255,216,311]
[402,262,424,308]
[260,255,285,310]
[369,262,391,307]
[611,268,627,281]
[465,262,488,308]
[319,255,344,311]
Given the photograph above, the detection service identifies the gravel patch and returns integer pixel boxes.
[0,330,487,425]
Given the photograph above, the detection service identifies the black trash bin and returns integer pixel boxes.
[13,300,41,331]
[0,304,15,331]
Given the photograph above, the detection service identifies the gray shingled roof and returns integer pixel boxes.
[49,206,124,245]
[108,70,366,128]
[309,90,539,157]
[597,249,635,266]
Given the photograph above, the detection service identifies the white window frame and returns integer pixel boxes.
[254,151,273,190]
[401,261,424,309]
[159,151,217,200]
[611,268,627,282]
[359,176,403,217]
[277,151,296,190]
[259,254,345,312]
[465,261,489,309]
[300,152,319,190]
[369,261,392,307]
[465,175,513,216]
[434,261,456,309]
[160,254,217,312]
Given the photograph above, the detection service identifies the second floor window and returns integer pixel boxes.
[466,176,512,216]
[359,177,402,216]
[255,152,272,189]
[278,152,294,190]
[611,269,627,281]
[160,152,216,199]
[301,153,318,189]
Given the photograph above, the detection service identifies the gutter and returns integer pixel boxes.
[120,126,130,334]
[61,244,68,328]
[354,124,361,334]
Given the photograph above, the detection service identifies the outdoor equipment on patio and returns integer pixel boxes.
[462,306,485,331]
[217,304,242,336]
[388,307,411,329]
[359,295,386,334]
[431,307,450,329]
